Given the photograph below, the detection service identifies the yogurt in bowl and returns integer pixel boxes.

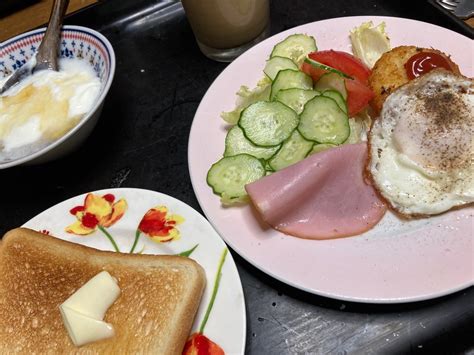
[0,26,115,168]
[0,59,101,161]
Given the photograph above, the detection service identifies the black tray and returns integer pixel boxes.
[1,0,473,353]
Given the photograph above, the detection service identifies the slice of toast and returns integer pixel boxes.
[0,228,206,354]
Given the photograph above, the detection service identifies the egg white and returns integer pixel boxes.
[368,69,474,216]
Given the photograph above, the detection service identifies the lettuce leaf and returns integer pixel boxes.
[221,76,271,125]
[350,22,391,69]
[345,109,372,144]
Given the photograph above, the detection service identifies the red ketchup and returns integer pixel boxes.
[405,51,453,80]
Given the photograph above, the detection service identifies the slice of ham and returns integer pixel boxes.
[245,143,386,239]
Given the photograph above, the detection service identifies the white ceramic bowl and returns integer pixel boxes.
[0,25,115,168]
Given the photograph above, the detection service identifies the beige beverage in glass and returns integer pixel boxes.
[181,0,270,61]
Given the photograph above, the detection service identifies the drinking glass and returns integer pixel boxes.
[181,0,270,62]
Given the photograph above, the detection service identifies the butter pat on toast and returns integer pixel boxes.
[0,228,206,354]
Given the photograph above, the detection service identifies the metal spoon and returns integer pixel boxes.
[0,0,70,95]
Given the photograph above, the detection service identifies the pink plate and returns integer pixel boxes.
[188,16,473,303]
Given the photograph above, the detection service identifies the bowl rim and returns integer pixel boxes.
[0,25,116,169]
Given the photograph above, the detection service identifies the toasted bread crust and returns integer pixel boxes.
[0,228,206,354]
[368,46,460,116]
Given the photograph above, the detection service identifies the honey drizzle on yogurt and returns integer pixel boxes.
[0,59,101,158]
[0,84,78,143]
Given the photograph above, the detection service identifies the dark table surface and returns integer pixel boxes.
[1,0,473,353]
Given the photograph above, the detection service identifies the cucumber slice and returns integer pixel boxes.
[224,126,280,160]
[207,154,265,199]
[271,34,317,65]
[268,130,313,171]
[264,56,298,81]
[309,143,337,155]
[321,89,347,114]
[238,101,299,147]
[303,57,352,79]
[270,69,313,100]
[314,72,348,99]
[298,96,350,144]
[275,88,320,115]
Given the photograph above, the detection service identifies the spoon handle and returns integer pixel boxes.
[35,0,70,72]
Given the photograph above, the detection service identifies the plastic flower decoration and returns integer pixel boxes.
[66,193,127,251]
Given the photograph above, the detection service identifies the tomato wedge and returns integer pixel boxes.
[301,61,327,83]
[303,50,372,84]
[344,78,374,117]
[301,50,374,116]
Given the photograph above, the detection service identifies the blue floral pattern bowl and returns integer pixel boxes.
[0,25,115,168]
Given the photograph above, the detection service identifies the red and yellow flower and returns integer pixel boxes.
[66,193,127,235]
[138,206,184,243]
[183,333,224,355]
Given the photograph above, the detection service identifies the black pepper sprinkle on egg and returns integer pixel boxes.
[419,79,472,171]
[373,69,473,210]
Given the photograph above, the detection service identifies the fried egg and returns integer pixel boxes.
[368,69,473,217]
